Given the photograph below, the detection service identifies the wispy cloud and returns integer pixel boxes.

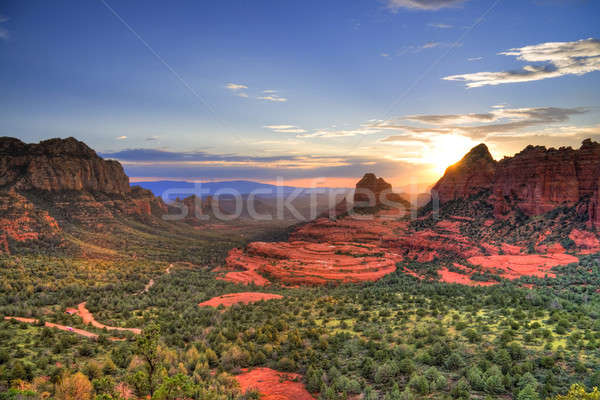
[298,127,380,138]
[100,148,412,182]
[444,38,600,87]
[257,95,287,102]
[386,0,467,11]
[0,14,9,41]
[467,56,483,61]
[116,136,128,140]
[225,83,248,90]
[146,136,160,141]
[225,82,249,98]
[395,41,459,56]
[376,106,588,141]
[264,125,306,133]
[428,22,453,29]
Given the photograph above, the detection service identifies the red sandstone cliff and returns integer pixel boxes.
[0,137,131,194]
[0,137,165,251]
[432,139,600,225]
[431,143,496,204]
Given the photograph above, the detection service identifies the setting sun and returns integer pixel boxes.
[424,135,480,176]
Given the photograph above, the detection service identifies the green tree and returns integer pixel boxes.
[136,323,161,397]
[551,384,599,400]
[153,373,194,400]
[517,384,540,400]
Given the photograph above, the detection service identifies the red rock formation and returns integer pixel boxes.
[432,139,600,225]
[0,137,131,194]
[432,143,496,204]
[569,229,600,254]
[0,137,166,251]
[492,145,581,216]
[353,173,409,211]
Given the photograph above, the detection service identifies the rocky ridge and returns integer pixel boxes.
[0,137,165,252]
[432,139,600,226]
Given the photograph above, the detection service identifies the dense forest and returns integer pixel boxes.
[0,240,598,399]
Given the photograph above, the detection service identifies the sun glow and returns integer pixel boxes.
[424,135,479,177]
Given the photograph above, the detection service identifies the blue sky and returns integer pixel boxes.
[1,0,599,188]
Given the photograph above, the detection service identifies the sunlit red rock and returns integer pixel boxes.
[432,139,600,226]
[569,229,600,254]
[198,292,283,307]
[234,368,315,400]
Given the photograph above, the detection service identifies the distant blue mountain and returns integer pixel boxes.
[133,180,349,199]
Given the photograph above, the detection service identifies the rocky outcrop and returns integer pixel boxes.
[0,137,166,252]
[431,143,496,204]
[432,139,600,225]
[353,173,410,211]
[0,137,131,194]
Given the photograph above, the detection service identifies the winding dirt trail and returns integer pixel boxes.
[137,264,173,295]
[67,302,141,335]
[5,264,178,340]
[4,316,124,341]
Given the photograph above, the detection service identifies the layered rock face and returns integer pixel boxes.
[0,137,131,194]
[0,137,164,251]
[432,139,600,224]
[431,143,497,204]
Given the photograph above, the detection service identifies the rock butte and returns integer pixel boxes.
[234,368,315,400]
[198,292,283,308]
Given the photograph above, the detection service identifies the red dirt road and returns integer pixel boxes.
[199,292,283,308]
[235,368,314,400]
[4,316,124,341]
[69,302,141,335]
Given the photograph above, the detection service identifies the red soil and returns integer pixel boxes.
[569,229,600,254]
[535,242,566,254]
[235,368,314,400]
[199,292,283,308]
[436,219,462,233]
[438,267,496,286]
[500,243,523,255]
[467,253,579,279]
[4,316,124,341]
[68,302,141,335]
[480,242,499,255]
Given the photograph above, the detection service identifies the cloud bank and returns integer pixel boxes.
[444,38,600,87]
